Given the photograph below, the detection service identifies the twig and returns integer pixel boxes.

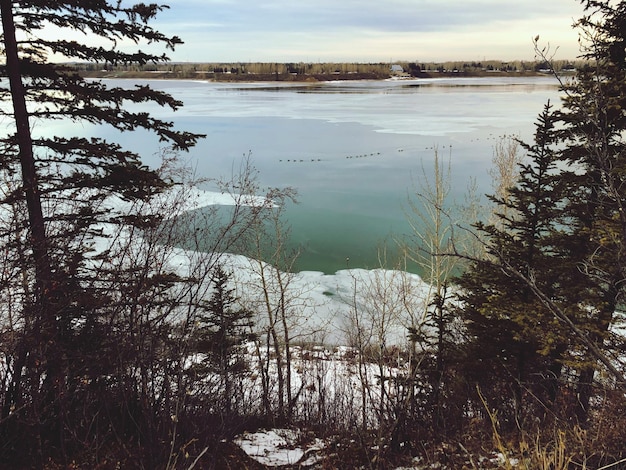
[186,446,209,470]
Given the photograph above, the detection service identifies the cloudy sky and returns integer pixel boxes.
[150,0,588,62]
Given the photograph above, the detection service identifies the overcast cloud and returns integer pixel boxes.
[153,0,587,62]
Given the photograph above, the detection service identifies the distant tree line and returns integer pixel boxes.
[75,59,586,81]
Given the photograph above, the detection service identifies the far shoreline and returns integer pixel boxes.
[80,69,554,82]
[73,58,581,82]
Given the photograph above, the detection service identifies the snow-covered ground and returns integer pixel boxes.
[233,428,326,467]
[232,427,517,469]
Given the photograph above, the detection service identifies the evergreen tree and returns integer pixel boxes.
[457,104,570,425]
[460,0,626,424]
[547,0,626,420]
[0,1,201,465]
[195,265,255,419]
[409,283,464,435]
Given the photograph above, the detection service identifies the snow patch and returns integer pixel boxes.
[233,429,325,467]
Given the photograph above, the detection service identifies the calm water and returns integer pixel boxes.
[55,77,564,273]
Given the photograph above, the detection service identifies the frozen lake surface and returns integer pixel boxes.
[92,77,563,273]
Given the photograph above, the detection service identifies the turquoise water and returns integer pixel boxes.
[286,196,409,272]
[87,77,563,274]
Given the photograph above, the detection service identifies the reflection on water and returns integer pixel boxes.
[228,79,558,95]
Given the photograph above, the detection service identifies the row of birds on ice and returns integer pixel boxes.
[276,133,516,163]
[277,146,447,163]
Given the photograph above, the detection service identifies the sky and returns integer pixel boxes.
[149,0,589,63]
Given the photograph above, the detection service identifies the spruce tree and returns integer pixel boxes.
[195,265,255,419]
[0,1,201,464]
[460,0,626,424]
[458,104,569,425]
[548,0,626,420]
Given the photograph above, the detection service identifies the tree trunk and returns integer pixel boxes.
[1,2,61,462]
[0,0,53,302]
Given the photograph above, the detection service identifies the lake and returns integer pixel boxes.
[87,77,564,274]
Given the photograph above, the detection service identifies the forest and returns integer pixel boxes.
[1,0,626,469]
[75,58,583,81]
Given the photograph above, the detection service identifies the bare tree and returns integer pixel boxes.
[232,185,315,421]
[490,136,523,202]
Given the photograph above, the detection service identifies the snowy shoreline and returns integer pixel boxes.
[160,186,434,345]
